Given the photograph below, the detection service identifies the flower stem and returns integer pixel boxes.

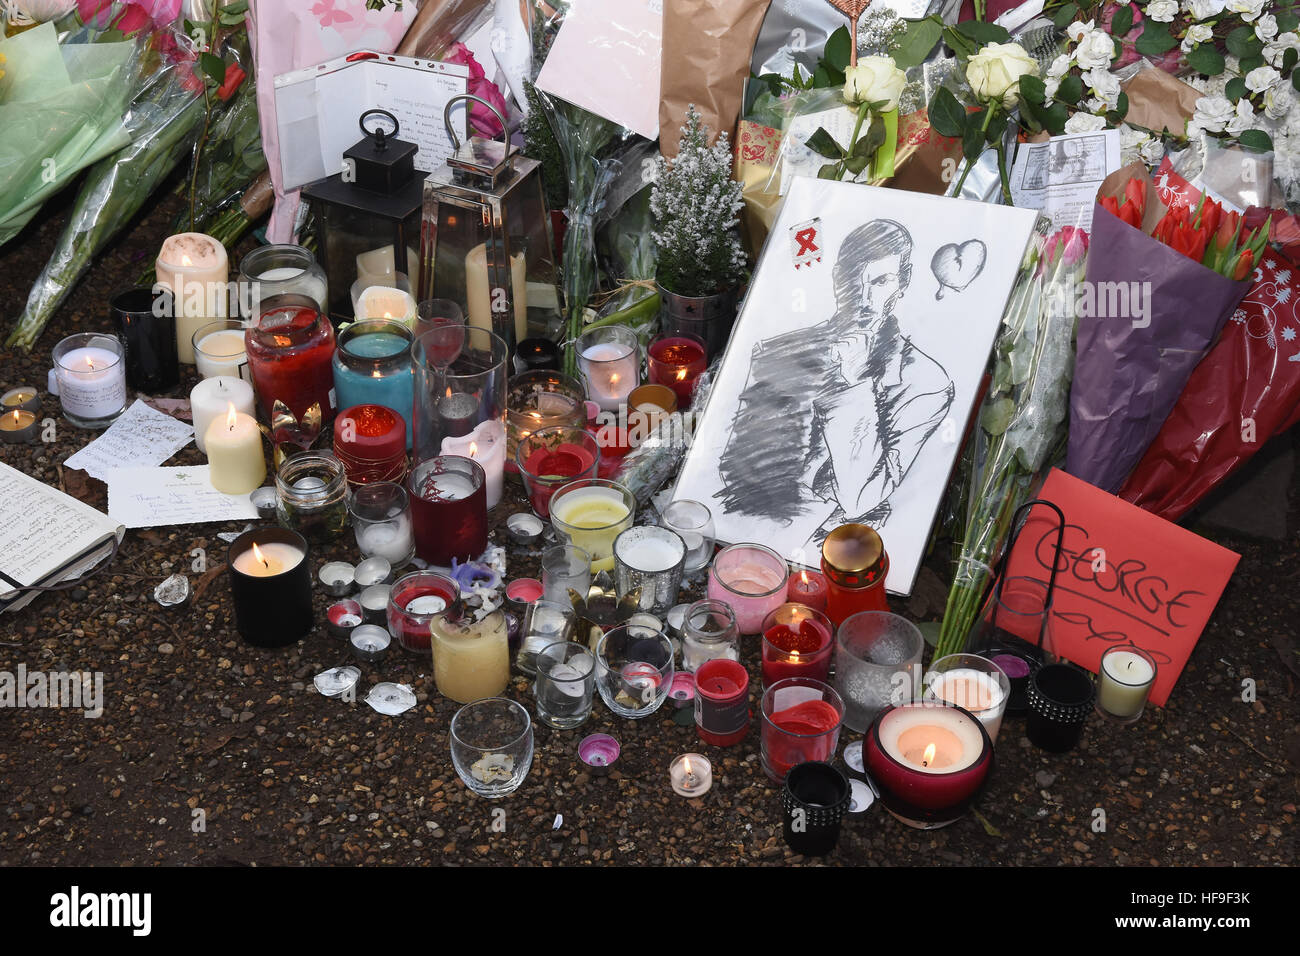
[952,108,994,197]
[837,102,871,181]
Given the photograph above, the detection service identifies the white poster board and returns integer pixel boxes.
[674,178,1038,595]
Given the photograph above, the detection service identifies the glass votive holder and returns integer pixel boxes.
[48,332,128,429]
[660,499,715,573]
[517,599,576,676]
[576,324,639,413]
[541,544,592,606]
[680,599,740,672]
[834,611,925,733]
[761,678,845,784]
[506,369,587,476]
[409,455,488,566]
[923,653,1012,743]
[1096,644,1158,723]
[332,318,415,447]
[647,331,707,408]
[595,624,674,719]
[761,603,834,688]
[516,425,600,519]
[387,570,460,654]
[349,481,416,569]
[535,640,597,730]
[275,452,349,543]
[193,318,251,382]
[239,243,328,316]
[1027,663,1095,753]
[549,479,635,574]
[450,697,534,799]
[781,761,851,856]
[613,525,687,616]
[514,336,562,373]
[706,542,790,634]
[695,658,751,747]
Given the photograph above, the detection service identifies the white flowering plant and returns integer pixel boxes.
[650,106,747,298]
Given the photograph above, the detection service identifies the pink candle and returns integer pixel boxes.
[786,569,829,613]
[707,543,790,634]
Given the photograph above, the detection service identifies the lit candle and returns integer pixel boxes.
[355,285,418,324]
[190,376,255,455]
[1,387,39,413]
[156,232,229,364]
[578,340,638,412]
[0,409,37,443]
[228,529,312,647]
[431,609,511,704]
[787,568,829,613]
[647,334,707,407]
[669,753,713,797]
[232,540,303,576]
[193,323,251,381]
[927,667,1008,740]
[441,419,506,509]
[206,402,266,494]
[50,342,127,424]
[465,241,528,345]
[1097,645,1157,721]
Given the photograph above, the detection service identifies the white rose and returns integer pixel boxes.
[1085,67,1122,108]
[1264,32,1300,68]
[1139,136,1166,165]
[1067,19,1096,42]
[1044,78,1061,103]
[1183,0,1225,20]
[1075,30,1117,70]
[1245,65,1282,94]
[1182,23,1214,52]
[1225,99,1255,135]
[843,55,908,111]
[1064,112,1107,133]
[1046,53,1073,80]
[965,42,1039,109]
[1255,14,1278,41]
[10,0,78,20]
[1191,94,1234,133]
[1225,0,1266,21]
[1264,86,1293,121]
[1145,0,1178,22]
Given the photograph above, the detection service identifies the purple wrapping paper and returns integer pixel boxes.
[1065,203,1251,493]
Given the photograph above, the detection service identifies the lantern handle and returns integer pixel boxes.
[442,94,509,151]
[360,109,400,149]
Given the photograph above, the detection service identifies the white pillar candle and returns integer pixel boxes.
[356,244,418,288]
[465,241,527,344]
[191,376,255,454]
[194,326,251,382]
[579,342,638,412]
[52,346,127,421]
[1097,646,1157,719]
[156,232,229,364]
[206,403,266,494]
[881,705,983,773]
[440,419,506,509]
[355,285,418,324]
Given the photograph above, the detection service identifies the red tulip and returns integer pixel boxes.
[1231,250,1254,281]
[1124,177,1146,222]
[217,63,247,101]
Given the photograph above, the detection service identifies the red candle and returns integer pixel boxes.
[787,569,829,613]
[763,697,843,781]
[821,524,890,627]
[334,404,408,485]
[245,300,336,424]
[521,442,597,517]
[694,658,750,747]
[648,334,707,407]
[409,456,488,566]
[387,571,459,653]
[761,604,834,687]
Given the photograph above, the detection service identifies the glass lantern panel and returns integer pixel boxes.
[315,203,420,320]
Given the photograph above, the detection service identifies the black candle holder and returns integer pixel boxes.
[1026,663,1095,753]
[781,761,851,857]
[110,287,179,392]
[228,527,312,647]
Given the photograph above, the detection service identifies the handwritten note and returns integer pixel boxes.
[63,399,194,483]
[1001,469,1239,706]
[107,466,259,529]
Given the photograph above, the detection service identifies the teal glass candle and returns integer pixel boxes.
[332,319,415,448]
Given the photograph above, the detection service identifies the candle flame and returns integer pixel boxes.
[800,570,810,586]
[86,357,96,371]
[790,650,799,662]
[382,311,393,319]
[682,756,691,775]
[181,254,193,267]
[251,542,269,568]
[445,387,453,399]
[676,368,686,381]
[469,441,478,458]
[610,373,620,386]
[225,401,238,429]
[922,742,936,767]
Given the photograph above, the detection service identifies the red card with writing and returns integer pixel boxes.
[1000,469,1239,706]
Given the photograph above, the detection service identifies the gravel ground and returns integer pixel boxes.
[0,186,1296,868]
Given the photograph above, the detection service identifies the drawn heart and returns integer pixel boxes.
[931,240,987,300]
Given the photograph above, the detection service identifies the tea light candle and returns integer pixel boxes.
[787,569,829,613]
[350,624,391,663]
[441,419,506,509]
[669,753,712,797]
[194,323,250,381]
[579,340,638,412]
[1096,645,1157,721]
[1,387,39,414]
[506,512,545,546]
[206,402,266,494]
[0,409,37,443]
[668,671,696,708]
[50,341,127,424]
[761,604,834,687]
[356,517,414,567]
[156,232,228,364]
[326,599,364,639]
[318,561,356,596]
[191,376,255,455]
[927,667,1008,740]
[355,556,394,588]
[648,334,707,406]
[360,584,392,624]
[431,609,511,704]
[579,733,621,774]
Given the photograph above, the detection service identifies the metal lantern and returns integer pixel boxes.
[301,109,427,320]
[419,94,562,356]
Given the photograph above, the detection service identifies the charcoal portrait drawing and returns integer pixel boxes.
[715,219,954,543]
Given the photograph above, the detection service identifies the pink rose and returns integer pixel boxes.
[78,0,181,34]
[1044,225,1090,268]
[444,42,508,139]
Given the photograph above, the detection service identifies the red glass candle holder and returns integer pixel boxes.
[516,425,601,519]
[334,403,409,485]
[863,701,993,830]
[409,455,488,566]
[786,568,829,614]
[387,570,460,653]
[761,677,844,783]
[694,658,750,747]
[821,523,890,627]
[648,332,707,407]
[761,603,834,688]
[245,294,337,423]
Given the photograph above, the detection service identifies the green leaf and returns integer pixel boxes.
[1279,10,1300,32]
[929,87,967,138]
[1113,91,1129,120]
[1057,74,1083,105]
[962,122,985,163]
[1110,5,1133,37]
[1236,128,1274,152]
[1225,26,1262,58]
[1186,43,1225,77]
[1238,54,1265,73]
[812,64,834,88]
[199,52,226,85]
[1052,2,1080,28]
[853,117,887,158]
[980,396,1016,436]
[1041,102,1069,135]
[1294,69,1300,91]
[823,26,852,72]
[1017,95,1044,132]
[954,19,1013,47]
[844,154,871,174]
[943,27,977,60]
[804,127,845,160]
[985,111,1008,145]
[917,621,942,647]
[223,0,249,13]
[1135,23,1177,56]
[1285,47,1298,74]
[1225,76,1248,101]
[1019,73,1046,106]
[817,163,841,179]
[894,17,945,69]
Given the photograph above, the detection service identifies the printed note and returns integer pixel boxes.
[63,399,194,483]
[107,466,259,529]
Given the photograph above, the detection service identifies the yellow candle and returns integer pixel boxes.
[232,541,304,576]
[156,232,229,364]
[550,486,633,573]
[465,241,527,343]
[432,610,510,704]
[205,402,266,494]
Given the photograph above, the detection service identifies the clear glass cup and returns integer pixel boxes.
[239,243,328,316]
[49,332,128,429]
[613,525,687,615]
[833,611,925,733]
[576,324,639,412]
[923,653,1012,743]
[967,574,1056,717]
[761,677,845,784]
[760,603,835,688]
[535,640,597,730]
[275,452,349,543]
[661,499,715,573]
[412,324,508,465]
[192,318,252,382]
[349,481,416,569]
[541,544,592,606]
[706,542,790,633]
[450,697,534,798]
[595,624,674,719]
[549,478,636,573]
[414,298,465,340]
[517,599,576,675]
[680,599,740,672]
[516,425,601,519]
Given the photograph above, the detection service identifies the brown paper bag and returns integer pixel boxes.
[1121,69,1200,137]
[396,0,490,58]
[659,0,773,157]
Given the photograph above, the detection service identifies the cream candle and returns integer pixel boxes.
[356,285,418,324]
[927,667,1008,741]
[193,322,251,381]
[432,610,511,704]
[440,419,506,509]
[232,540,304,576]
[206,402,266,494]
[1097,645,1157,721]
[881,706,983,773]
[356,244,418,288]
[465,241,527,345]
[191,376,254,454]
[156,232,229,364]
[549,481,635,573]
